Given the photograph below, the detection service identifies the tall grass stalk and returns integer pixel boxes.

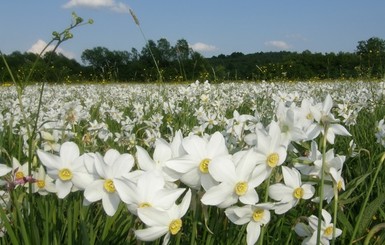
[349,152,385,244]
[0,12,92,245]
[129,8,163,83]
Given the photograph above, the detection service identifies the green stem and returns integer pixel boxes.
[331,184,339,245]
[349,152,385,245]
[317,126,328,244]
[259,172,273,245]
[363,223,385,245]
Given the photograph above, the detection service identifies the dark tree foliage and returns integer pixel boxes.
[1,37,384,83]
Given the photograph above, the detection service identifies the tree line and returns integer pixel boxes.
[1,37,384,83]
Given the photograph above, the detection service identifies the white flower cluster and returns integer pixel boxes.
[0,80,383,244]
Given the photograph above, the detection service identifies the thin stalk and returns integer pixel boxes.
[331,184,339,245]
[259,172,273,245]
[349,152,385,245]
[363,223,385,245]
[129,9,163,82]
[316,126,328,244]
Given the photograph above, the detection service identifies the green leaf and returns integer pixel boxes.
[359,193,385,236]
[0,205,19,245]
[340,171,371,200]
[337,211,354,235]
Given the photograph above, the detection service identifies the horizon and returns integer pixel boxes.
[1,1,385,62]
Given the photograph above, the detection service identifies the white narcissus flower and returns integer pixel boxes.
[11,158,29,184]
[136,137,181,185]
[84,149,135,216]
[252,121,288,183]
[225,204,271,245]
[201,149,260,208]
[306,94,351,144]
[275,102,307,145]
[135,189,192,244]
[305,209,342,245]
[269,166,315,214]
[30,165,56,195]
[295,210,343,244]
[119,171,185,216]
[166,132,229,190]
[40,130,60,152]
[37,142,95,198]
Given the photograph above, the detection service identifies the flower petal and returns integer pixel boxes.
[138,207,169,226]
[136,146,155,171]
[201,182,234,207]
[56,179,72,198]
[60,142,80,165]
[207,132,228,157]
[135,226,168,242]
[208,157,237,183]
[84,180,104,202]
[102,192,120,216]
[246,222,261,245]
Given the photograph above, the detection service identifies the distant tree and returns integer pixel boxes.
[81,47,126,81]
[174,39,192,80]
[356,37,385,77]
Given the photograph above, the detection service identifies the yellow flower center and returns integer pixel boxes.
[324,226,333,236]
[58,168,73,181]
[337,180,343,191]
[266,153,279,168]
[103,179,116,193]
[234,181,248,196]
[252,209,264,222]
[37,180,45,188]
[15,171,24,180]
[199,158,211,174]
[306,113,313,120]
[169,219,182,235]
[293,187,304,199]
[139,202,152,208]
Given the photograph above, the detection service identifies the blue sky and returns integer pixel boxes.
[1,0,385,63]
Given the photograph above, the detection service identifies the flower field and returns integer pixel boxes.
[0,80,385,244]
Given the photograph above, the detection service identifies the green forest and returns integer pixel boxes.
[1,37,385,83]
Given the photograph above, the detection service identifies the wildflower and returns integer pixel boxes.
[252,121,288,182]
[226,110,256,141]
[201,149,260,208]
[306,94,351,144]
[37,141,95,198]
[10,158,34,187]
[40,130,61,152]
[83,149,135,216]
[166,132,229,190]
[119,171,185,215]
[269,166,315,214]
[225,204,271,245]
[28,165,55,195]
[275,102,307,145]
[135,189,191,244]
[295,209,342,245]
[136,135,183,185]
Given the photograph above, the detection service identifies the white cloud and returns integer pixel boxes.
[63,0,130,13]
[190,42,217,52]
[28,39,76,60]
[264,40,291,50]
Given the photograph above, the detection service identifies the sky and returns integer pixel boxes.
[1,0,385,63]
